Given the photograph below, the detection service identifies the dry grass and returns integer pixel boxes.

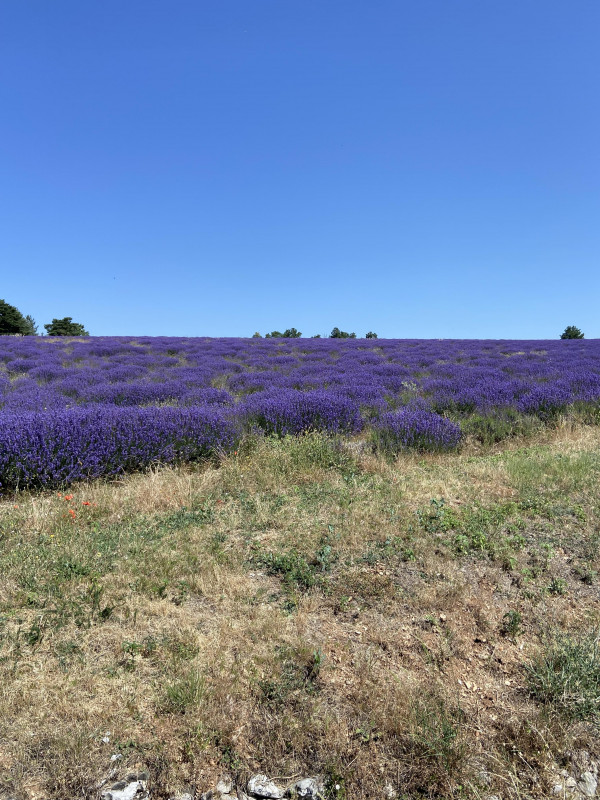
[1,425,600,799]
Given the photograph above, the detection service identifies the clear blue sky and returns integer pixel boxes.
[1,1,598,338]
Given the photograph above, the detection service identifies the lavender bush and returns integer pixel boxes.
[372,409,462,453]
[238,389,363,436]
[1,335,599,488]
[0,405,238,489]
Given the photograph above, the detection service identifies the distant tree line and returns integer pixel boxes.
[1,297,586,341]
[254,326,587,340]
[264,328,302,338]
[253,327,380,339]
[0,299,89,336]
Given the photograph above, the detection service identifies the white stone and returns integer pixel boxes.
[295,778,324,798]
[247,774,285,799]
[217,777,233,795]
[578,772,597,798]
[101,778,148,800]
[382,783,397,800]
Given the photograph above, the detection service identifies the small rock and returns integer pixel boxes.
[247,775,284,799]
[170,794,194,800]
[382,782,397,800]
[552,784,564,795]
[217,777,233,795]
[565,777,578,789]
[100,774,149,800]
[578,772,597,798]
[294,777,324,798]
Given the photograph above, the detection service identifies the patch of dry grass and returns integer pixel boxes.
[1,426,600,798]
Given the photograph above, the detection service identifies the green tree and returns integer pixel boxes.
[252,331,262,338]
[23,315,38,335]
[44,317,89,336]
[330,327,356,339]
[0,299,31,335]
[365,331,378,339]
[560,325,584,340]
[265,328,302,338]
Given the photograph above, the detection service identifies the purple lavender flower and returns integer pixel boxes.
[1,335,599,487]
[372,409,462,453]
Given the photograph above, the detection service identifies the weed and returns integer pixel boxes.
[160,504,215,529]
[460,410,541,444]
[162,670,206,714]
[401,692,467,796]
[353,721,380,744]
[257,549,317,592]
[526,630,600,722]
[54,639,84,670]
[305,647,324,682]
[547,577,568,596]
[121,640,143,671]
[361,535,415,565]
[574,564,597,585]
[255,537,337,594]
[315,543,335,572]
[501,610,523,638]
[417,498,459,533]
[323,763,347,800]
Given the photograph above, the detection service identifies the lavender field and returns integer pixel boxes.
[1,336,599,489]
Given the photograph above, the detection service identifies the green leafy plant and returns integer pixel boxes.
[162,670,206,714]
[548,577,568,596]
[404,693,467,795]
[501,610,523,638]
[257,549,317,592]
[417,498,459,534]
[526,631,600,721]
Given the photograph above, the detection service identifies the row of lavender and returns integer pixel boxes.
[1,337,599,488]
